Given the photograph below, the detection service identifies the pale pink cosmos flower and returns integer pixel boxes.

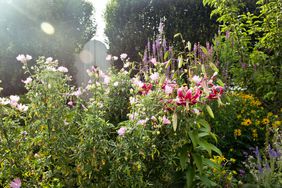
[162,116,171,125]
[72,88,82,97]
[150,72,159,81]
[46,57,53,63]
[137,118,148,126]
[104,76,110,84]
[164,85,174,95]
[10,178,21,188]
[0,97,10,105]
[17,104,28,112]
[150,58,157,65]
[22,77,32,84]
[132,78,143,88]
[16,54,32,64]
[117,127,127,136]
[120,53,128,61]
[46,67,57,72]
[9,95,20,107]
[191,75,202,85]
[57,66,68,73]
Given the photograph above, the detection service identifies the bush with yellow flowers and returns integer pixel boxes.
[207,92,281,174]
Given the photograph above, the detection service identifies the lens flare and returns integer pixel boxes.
[41,22,55,35]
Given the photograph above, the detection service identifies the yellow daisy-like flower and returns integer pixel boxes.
[272,121,281,128]
[234,129,242,137]
[262,118,270,125]
[242,119,252,126]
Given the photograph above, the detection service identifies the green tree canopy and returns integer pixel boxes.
[105,0,218,62]
[0,0,96,95]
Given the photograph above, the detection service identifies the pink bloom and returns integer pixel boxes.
[191,75,202,85]
[120,53,128,61]
[46,57,53,63]
[140,83,152,95]
[72,88,82,97]
[67,101,74,107]
[176,86,202,106]
[104,76,110,84]
[16,54,32,64]
[117,127,127,136]
[22,77,32,84]
[17,103,28,112]
[57,66,68,73]
[150,72,159,81]
[150,58,157,65]
[0,97,10,105]
[207,86,224,100]
[137,118,148,126]
[9,95,20,107]
[10,178,21,188]
[164,85,174,95]
[162,116,171,125]
[132,78,143,88]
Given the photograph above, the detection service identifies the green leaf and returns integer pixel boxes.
[192,153,203,175]
[198,140,211,155]
[209,144,222,155]
[188,131,199,148]
[180,152,188,170]
[165,59,172,69]
[200,176,218,187]
[186,166,195,188]
[200,46,208,55]
[217,79,225,87]
[178,56,183,68]
[202,158,220,170]
[187,41,191,51]
[174,33,181,38]
[209,62,219,72]
[206,105,214,118]
[201,64,206,74]
[198,132,209,138]
[172,112,177,131]
[164,51,169,61]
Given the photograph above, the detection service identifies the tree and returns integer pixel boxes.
[105,0,218,63]
[204,0,281,108]
[0,0,96,95]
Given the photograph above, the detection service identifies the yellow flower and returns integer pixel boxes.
[262,118,270,125]
[234,129,242,137]
[230,158,236,163]
[252,129,258,139]
[242,119,252,126]
[267,112,273,117]
[272,121,281,128]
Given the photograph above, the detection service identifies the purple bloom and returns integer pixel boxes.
[117,127,127,136]
[239,169,245,176]
[10,178,21,188]
[268,146,280,158]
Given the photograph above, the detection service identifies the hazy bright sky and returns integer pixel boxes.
[86,0,109,41]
